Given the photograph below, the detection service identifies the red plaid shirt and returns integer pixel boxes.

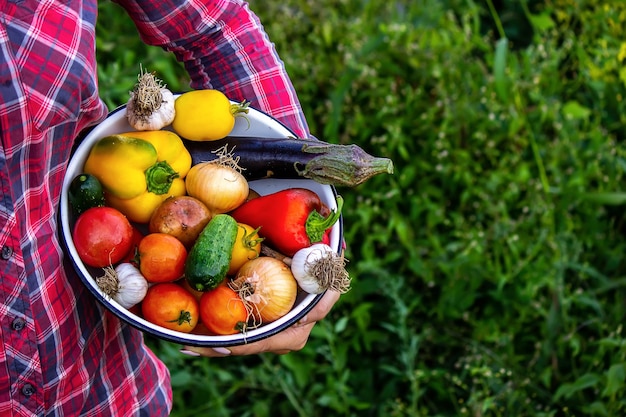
[0,1,309,415]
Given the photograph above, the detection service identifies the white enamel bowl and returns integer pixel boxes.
[59,102,342,347]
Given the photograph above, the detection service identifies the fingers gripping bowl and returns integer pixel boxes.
[59,102,343,347]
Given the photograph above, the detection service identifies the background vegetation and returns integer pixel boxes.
[96,0,626,415]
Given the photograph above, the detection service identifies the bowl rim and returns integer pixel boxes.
[60,101,343,347]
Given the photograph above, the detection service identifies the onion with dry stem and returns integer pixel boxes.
[185,145,249,214]
[231,257,297,325]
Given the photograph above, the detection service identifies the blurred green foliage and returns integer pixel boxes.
[96,0,626,415]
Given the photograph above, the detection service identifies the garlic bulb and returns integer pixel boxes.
[126,68,175,131]
[290,243,351,294]
[96,263,149,309]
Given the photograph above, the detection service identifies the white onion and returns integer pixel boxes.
[185,161,249,214]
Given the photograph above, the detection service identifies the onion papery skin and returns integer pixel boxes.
[231,257,297,323]
[185,162,249,214]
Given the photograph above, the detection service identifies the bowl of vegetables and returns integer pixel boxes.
[58,86,367,347]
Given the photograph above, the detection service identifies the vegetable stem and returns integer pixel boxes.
[230,100,250,117]
[241,225,265,249]
[305,196,344,243]
[169,310,194,326]
[145,161,179,195]
[296,142,394,186]
[261,245,292,265]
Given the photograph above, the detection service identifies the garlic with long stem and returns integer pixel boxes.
[126,67,175,131]
[96,263,149,309]
[289,243,351,294]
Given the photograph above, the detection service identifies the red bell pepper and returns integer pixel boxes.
[230,187,343,257]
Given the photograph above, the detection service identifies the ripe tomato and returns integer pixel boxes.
[120,226,144,265]
[228,223,263,275]
[191,321,214,336]
[141,283,199,333]
[199,283,248,335]
[137,233,187,283]
[180,278,204,303]
[72,206,133,267]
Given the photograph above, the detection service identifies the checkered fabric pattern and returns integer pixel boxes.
[0,1,308,415]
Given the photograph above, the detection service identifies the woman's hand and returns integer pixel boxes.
[180,289,341,357]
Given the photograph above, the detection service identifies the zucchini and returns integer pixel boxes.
[182,136,394,187]
[185,214,239,292]
[68,173,105,215]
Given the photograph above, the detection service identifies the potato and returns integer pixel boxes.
[245,188,261,202]
[149,196,212,249]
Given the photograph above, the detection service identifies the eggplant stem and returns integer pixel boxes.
[296,142,394,187]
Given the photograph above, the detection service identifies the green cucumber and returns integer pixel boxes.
[68,173,105,215]
[185,214,239,291]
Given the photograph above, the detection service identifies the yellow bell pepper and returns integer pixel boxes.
[105,177,187,223]
[119,130,192,178]
[83,130,192,223]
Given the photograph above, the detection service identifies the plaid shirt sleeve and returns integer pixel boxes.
[114,0,312,138]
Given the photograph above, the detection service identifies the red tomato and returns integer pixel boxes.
[199,283,248,335]
[137,233,187,283]
[191,321,215,336]
[72,206,133,267]
[180,278,204,303]
[120,226,144,265]
[141,283,199,333]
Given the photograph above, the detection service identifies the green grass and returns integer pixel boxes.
[96,0,626,415]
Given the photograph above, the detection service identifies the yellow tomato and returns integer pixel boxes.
[228,223,263,275]
[171,89,249,141]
